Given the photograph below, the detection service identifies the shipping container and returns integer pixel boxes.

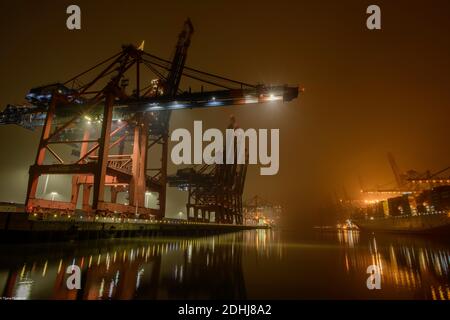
[387,195,411,216]
[431,185,450,212]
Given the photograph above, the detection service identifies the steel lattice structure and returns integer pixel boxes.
[0,19,299,224]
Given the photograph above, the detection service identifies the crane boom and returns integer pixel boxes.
[387,152,404,188]
[0,19,299,130]
[165,19,194,97]
[0,85,298,129]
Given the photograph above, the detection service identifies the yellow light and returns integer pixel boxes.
[267,94,282,102]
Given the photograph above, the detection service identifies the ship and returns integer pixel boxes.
[352,212,450,234]
[351,185,450,234]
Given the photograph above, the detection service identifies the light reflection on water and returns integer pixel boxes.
[0,230,449,300]
[334,230,450,300]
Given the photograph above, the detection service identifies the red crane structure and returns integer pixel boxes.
[0,19,299,224]
[168,135,249,225]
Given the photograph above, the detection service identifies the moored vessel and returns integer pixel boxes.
[352,211,450,234]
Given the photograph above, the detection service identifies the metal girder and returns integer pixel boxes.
[169,143,248,225]
[2,18,300,224]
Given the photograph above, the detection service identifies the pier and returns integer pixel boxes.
[0,212,269,243]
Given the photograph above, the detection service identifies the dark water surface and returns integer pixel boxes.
[0,230,449,300]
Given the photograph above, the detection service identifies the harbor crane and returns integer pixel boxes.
[0,19,299,224]
[362,153,450,197]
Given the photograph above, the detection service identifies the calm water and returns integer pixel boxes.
[0,230,449,300]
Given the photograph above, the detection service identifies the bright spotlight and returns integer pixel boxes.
[267,93,282,102]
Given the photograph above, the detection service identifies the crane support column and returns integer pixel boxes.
[92,92,115,211]
[158,134,169,219]
[25,95,58,212]
[137,115,149,209]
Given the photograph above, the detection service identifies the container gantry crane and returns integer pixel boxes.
[167,115,249,224]
[362,153,450,197]
[0,19,300,223]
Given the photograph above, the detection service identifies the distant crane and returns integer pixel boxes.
[167,115,248,224]
[387,152,404,188]
[243,195,281,225]
[362,153,450,196]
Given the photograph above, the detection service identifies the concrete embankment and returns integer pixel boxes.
[0,212,269,243]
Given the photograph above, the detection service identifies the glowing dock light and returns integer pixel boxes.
[148,104,163,110]
[171,101,186,109]
[206,99,223,107]
[267,93,282,102]
[50,192,58,201]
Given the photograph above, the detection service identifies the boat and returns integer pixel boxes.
[352,211,450,234]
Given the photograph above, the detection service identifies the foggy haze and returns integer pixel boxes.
[1,0,450,228]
